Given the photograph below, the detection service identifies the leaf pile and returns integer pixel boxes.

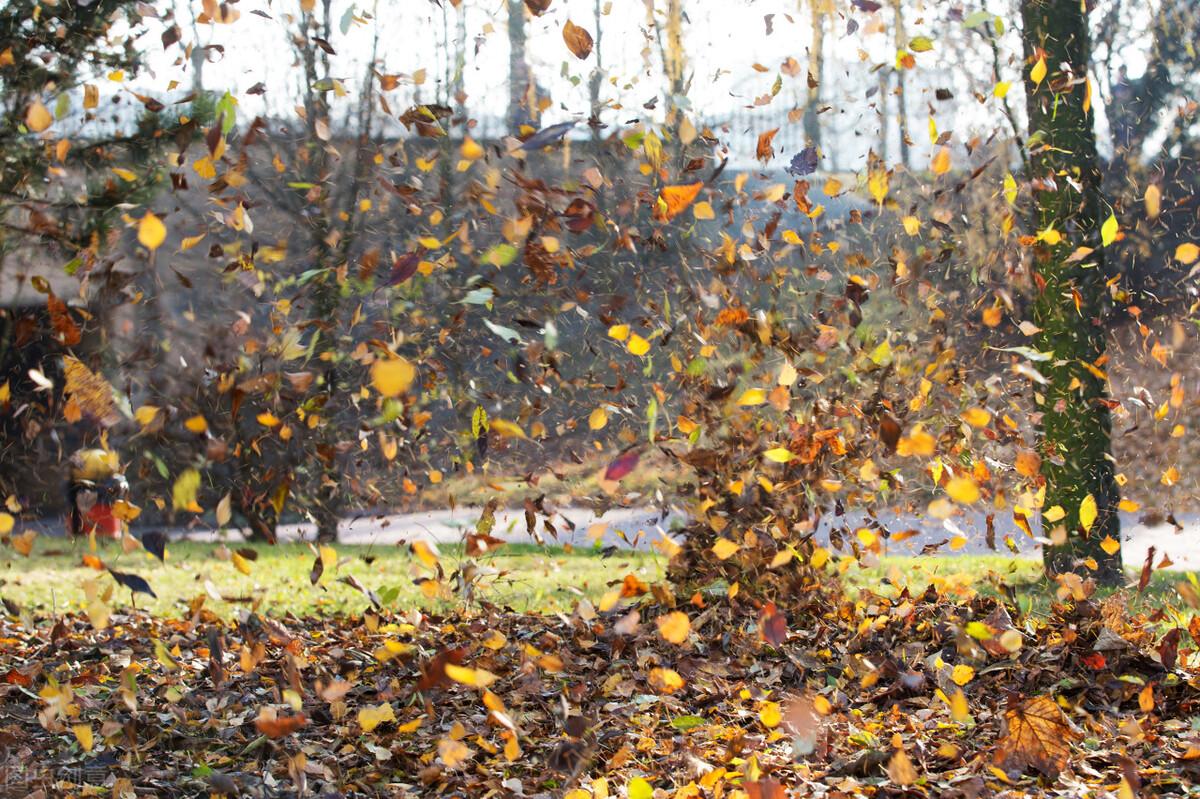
[1,573,1197,797]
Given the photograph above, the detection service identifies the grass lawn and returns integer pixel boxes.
[2,539,1194,619]
[0,538,665,618]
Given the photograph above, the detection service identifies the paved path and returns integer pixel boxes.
[59,505,1200,572]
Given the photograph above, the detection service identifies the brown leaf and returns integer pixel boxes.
[994,695,1079,778]
[756,128,779,163]
[254,711,308,738]
[562,20,593,59]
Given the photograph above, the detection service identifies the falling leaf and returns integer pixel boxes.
[588,407,608,430]
[138,212,167,251]
[604,449,640,481]
[946,477,980,504]
[1101,213,1119,247]
[1079,494,1097,533]
[887,749,919,785]
[1175,243,1199,264]
[711,538,741,560]
[72,724,94,752]
[1144,184,1161,218]
[931,146,952,175]
[371,357,415,397]
[358,703,395,732]
[562,20,593,59]
[654,183,703,221]
[254,711,308,738]
[657,611,690,645]
[108,568,157,598]
[1030,55,1047,86]
[172,468,202,513]
[25,101,53,132]
[951,664,975,685]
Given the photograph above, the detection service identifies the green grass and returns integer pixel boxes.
[0,538,665,618]
[848,553,1200,618]
[3,541,1195,621]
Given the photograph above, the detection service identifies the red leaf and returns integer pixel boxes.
[604,449,640,482]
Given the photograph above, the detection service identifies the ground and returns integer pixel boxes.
[1,542,1199,797]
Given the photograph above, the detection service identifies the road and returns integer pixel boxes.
[84,504,1200,572]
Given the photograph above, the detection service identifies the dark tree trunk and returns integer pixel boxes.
[1021,0,1122,583]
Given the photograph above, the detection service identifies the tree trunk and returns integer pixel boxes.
[803,0,824,150]
[506,0,530,132]
[588,0,604,139]
[890,0,909,169]
[1021,0,1122,583]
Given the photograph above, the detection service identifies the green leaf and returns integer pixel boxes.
[670,715,706,730]
[909,35,934,52]
[481,243,518,267]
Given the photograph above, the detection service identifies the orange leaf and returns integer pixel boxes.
[654,183,703,222]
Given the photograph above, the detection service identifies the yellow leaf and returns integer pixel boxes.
[411,539,440,569]
[371,357,415,397]
[172,468,202,513]
[231,551,252,575]
[949,688,971,723]
[1030,55,1047,86]
[184,415,208,434]
[1079,493,1098,533]
[736,388,766,406]
[26,101,53,132]
[951,664,975,686]
[931,146,952,175]
[628,778,654,799]
[902,215,920,236]
[627,334,651,356]
[1043,505,1065,523]
[1003,172,1018,205]
[868,165,889,205]
[445,663,497,688]
[993,80,1011,98]
[946,477,981,504]
[692,201,715,220]
[763,447,794,463]
[0,512,13,535]
[588,407,608,430]
[358,702,395,732]
[1175,242,1200,264]
[1145,184,1161,219]
[138,212,167,251]
[134,405,160,427]
[1118,498,1140,513]
[759,701,782,728]
[489,418,527,439]
[607,324,629,341]
[1100,536,1120,556]
[1101,213,1118,247]
[72,724,94,752]
[961,407,991,427]
[711,538,740,560]
[648,667,685,693]
[657,611,691,645]
[180,233,207,251]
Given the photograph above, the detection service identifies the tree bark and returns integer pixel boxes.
[803,0,824,150]
[506,0,530,132]
[1021,0,1122,583]
[890,0,909,169]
